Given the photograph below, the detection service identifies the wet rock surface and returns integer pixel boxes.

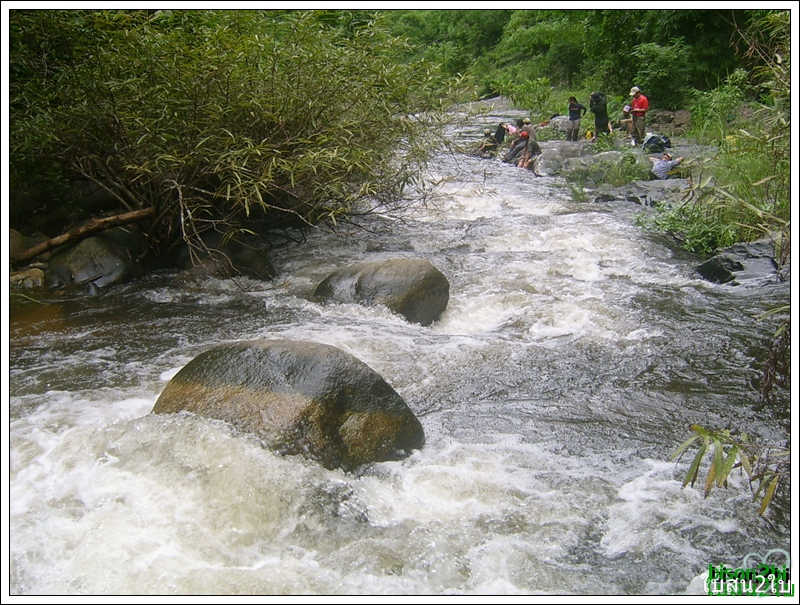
[153,339,426,471]
[314,258,450,326]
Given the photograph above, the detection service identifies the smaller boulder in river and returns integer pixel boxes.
[696,238,785,286]
[152,339,425,471]
[314,258,449,326]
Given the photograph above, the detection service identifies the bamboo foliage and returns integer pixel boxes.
[10,9,454,256]
[671,424,789,515]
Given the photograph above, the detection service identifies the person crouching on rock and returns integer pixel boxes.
[518,131,542,170]
[477,128,499,156]
[617,105,634,139]
[503,131,529,163]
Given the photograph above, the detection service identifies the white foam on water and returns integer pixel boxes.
[599,459,749,566]
[8,114,790,595]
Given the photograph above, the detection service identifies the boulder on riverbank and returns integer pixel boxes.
[175,229,276,280]
[152,339,425,471]
[44,227,147,289]
[591,178,691,207]
[314,258,450,326]
[696,238,788,286]
[10,221,149,292]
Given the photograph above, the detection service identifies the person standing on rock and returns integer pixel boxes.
[630,86,649,146]
[589,91,611,141]
[566,96,587,142]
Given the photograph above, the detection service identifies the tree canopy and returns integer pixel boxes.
[383,9,772,110]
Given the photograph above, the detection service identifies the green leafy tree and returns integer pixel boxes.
[491,74,554,121]
[689,68,751,141]
[582,9,751,102]
[630,40,692,109]
[10,9,452,266]
[380,9,764,109]
[486,11,586,80]
[384,10,512,76]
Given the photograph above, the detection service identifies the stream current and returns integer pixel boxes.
[7,110,792,595]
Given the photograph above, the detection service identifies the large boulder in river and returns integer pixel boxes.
[152,339,425,471]
[314,258,449,326]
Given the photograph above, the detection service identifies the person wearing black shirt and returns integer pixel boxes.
[566,96,587,141]
[589,91,611,141]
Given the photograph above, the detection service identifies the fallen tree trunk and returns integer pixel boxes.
[11,207,155,265]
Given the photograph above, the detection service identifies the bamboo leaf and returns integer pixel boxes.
[671,435,700,462]
[713,438,724,487]
[751,175,776,186]
[704,455,716,496]
[767,450,790,458]
[719,445,739,486]
[752,474,767,501]
[758,475,779,515]
[739,450,753,478]
[685,442,707,488]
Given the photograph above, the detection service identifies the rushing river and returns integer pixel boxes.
[7,109,792,596]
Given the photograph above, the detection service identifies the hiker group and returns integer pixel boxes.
[567,85,648,145]
[477,85,683,179]
[477,116,543,170]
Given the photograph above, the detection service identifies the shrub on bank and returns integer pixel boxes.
[10,10,453,262]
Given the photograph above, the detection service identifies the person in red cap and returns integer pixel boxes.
[503,130,529,164]
[518,129,542,169]
[630,86,648,146]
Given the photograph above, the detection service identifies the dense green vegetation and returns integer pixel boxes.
[647,12,790,258]
[10,9,453,260]
[382,9,761,114]
[11,8,788,260]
